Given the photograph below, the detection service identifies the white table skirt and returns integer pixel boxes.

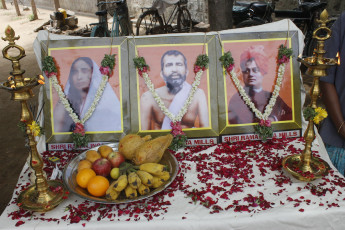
[1,133,345,230]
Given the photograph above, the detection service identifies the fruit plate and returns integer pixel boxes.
[62,143,179,204]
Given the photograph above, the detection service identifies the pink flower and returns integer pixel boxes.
[73,123,85,135]
[138,66,148,77]
[226,64,234,72]
[259,119,271,127]
[100,66,110,76]
[265,120,271,127]
[170,121,185,136]
[142,66,148,73]
[44,71,57,78]
[278,55,289,64]
[194,65,201,74]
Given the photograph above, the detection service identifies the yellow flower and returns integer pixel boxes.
[315,107,328,119]
[28,121,41,137]
[313,115,323,124]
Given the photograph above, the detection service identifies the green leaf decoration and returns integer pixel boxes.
[133,56,149,71]
[169,134,188,151]
[195,54,209,69]
[278,44,293,60]
[219,51,234,68]
[254,125,273,142]
[42,56,58,73]
[101,54,116,71]
[71,133,89,149]
[303,107,317,121]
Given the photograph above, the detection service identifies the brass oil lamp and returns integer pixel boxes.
[282,10,338,181]
[1,26,67,211]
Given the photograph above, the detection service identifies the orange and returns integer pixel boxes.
[77,159,92,172]
[87,175,109,197]
[98,145,113,158]
[76,168,96,189]
[85,150,101,163]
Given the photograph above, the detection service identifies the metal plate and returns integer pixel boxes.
[282,154,330,182]
[62,143,179,204]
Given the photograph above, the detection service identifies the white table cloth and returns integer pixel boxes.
[1,133,345,230]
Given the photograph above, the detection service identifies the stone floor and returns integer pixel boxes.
[0,6,316,215]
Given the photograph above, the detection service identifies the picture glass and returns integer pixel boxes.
[49,46,123,135]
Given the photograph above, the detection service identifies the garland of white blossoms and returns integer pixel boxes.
[220,45,293,141]
[229,63,286,120]
[43,54,116,148]
[134,54,209,123]
[141,70,204,122]
[50,75,108,124]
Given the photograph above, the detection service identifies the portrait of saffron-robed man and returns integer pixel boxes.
[140,49,209,130]
[227,44,293,124]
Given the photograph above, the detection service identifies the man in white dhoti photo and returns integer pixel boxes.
[53,57,122,132]
[140,50,209,130]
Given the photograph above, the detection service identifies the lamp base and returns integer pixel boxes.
[17,180,67,212]
[282,154,330,182]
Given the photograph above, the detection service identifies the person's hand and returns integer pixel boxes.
[339,123,345,139]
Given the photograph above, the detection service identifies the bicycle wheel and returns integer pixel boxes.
[91,26,109,37]
[177,7,192,33]
[136,10,164,36]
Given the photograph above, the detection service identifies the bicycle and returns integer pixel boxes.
[90,0,132,37]
[136,0,192,36]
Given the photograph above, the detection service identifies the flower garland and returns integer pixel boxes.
[303,106,328,124]
[134,54,209,150]
[42,54,116,149]
[220,44,293,141]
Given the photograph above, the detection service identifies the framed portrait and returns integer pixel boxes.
[128,34,219,140]
[216,30,302,142]
[42,37,130,145]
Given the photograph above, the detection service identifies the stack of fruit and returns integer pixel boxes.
[75,134,173,201]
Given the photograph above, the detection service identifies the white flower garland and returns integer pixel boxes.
[142,70,204,123]
[50,74,108,125]
[229,63,286,120]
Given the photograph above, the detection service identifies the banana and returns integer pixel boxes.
[105,188,121,200]
[137,183,150,195]
[139,163,167,176]
[157,171,170,182]
[151,176,164,188]
[105,181,121,200]
[128,171,141,189]
[125,184,138,199]
[113,174,128,192]
[136,170,153,186]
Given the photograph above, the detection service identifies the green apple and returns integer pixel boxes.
[110,167,120,179]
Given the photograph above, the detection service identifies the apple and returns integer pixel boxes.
[110,167,120,179]
[107,151,125,168]
[92,158,112,177]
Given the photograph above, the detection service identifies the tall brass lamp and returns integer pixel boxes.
[282,10,338,182]
[1,26,67,212]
